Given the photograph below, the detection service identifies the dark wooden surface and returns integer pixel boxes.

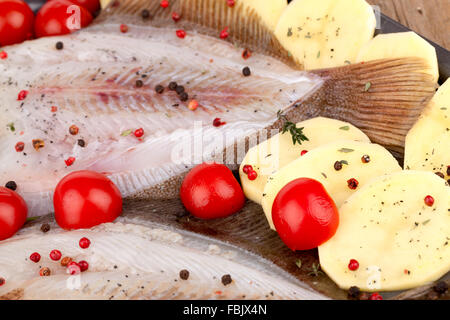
[369,0,450,50]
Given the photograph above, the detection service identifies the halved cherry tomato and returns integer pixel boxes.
[0,0,34,46]
[180,163,245,219]
[34,0,93,38]
[272,178,339,251]
[53,170,122,230]
[47,0,100,15]
[0,187,28,241]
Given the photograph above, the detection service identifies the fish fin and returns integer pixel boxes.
[289,58,436,156]
[96,0,299,68]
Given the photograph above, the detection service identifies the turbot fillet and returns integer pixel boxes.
[0,0,435,220]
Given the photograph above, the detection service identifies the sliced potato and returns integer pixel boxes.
[319,171,450,291]
[261,140,401,229]
[405,79,450,179]
[240,117,370,204]
[357,32,439,83]
[241,0,288,31]
[274,0,376,69]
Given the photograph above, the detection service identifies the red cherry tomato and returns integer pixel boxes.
[53,170,123,230]
[0,0,34,46]
[47,0,100,15]
[272,178,339,251]
[180,163,245,219]
[0,187,28,241]
[34,0,93,38]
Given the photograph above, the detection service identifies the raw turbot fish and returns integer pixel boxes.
[0,0,435,218]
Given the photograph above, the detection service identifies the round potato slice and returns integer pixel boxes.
[405,79,450,179]
[240,117,370,205]
[274,0,376,69]
[319,171,450,292]
[241,0,288,31]
[357,32,439,83]
[262,140,401,229]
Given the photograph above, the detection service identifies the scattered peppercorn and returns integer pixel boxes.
[301,150,308,156]
[5,181,17,191]
[55,41,64,50]
[0,51,8,59]
[78,260,89,272]
[50,250,62,261]
[69,125,79,135]
[179,92,189,101]
[77,139,86,147]
[242,66,251,76]
[39,267,51,277]
[30,252,41,263]
[172,12,180,22]
[160,0,169,8]
[61,256,73,267]
[369,293,383,300]
[221,274,232,286]
[168,81,178,90]
[424,195,434,207]
[40,223,50,233]
[120,24,128,33]
[15,142,25,152]
[347,178,359,190]
[0,277,5,286]
[67,262,81,275]
[32,139,44,151]
[176,29,186,38]
[227,0,235,7]
[447,166,450,176]
[435,172,445,179]
[65,157,76,167]
[348,286,361,299]
[134,128,144,138]
[433,281,448,295]
[242,48,252,60]
[334,161,343,171]
[141,9,151,19]
[79,237,91,249]
[213,118,226,127]
[135,79,144,88]
[179,269,190,280]
[248,170,258,181]
[361,155,371,163]
[220,27,229,39]
[17,90,28,101]
[348,259,359,271]
[243,165,253,174]
[51,106,58,112]
[155,85,164,94]
[188,99,198,110]
[175,85,185,95]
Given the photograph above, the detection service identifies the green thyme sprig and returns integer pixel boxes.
[277,110,309,146]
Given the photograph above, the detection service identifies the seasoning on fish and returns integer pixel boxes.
[32,139,44,151]
[220,27,229,39]
[61,257,73,267]
[55,41,63,50]
[347,178,359,190]
[242,66,251,76]
[0,51,8,59]
[155,85,164,93]
[172,12,180,22]
[5,181,17,191]
[14,142,24,152]
[30,252,41,263]
[179,269,190,280]
[17,90,28,101]
[221,274,232,286]
[69,125,79,135]
[141,9,152,19]
[39,267,51,277]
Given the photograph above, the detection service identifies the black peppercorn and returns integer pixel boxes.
[334,161,343,171]
[155,85,164,94]
[179,92,188,101]
[40,223,51,233]
[141,9,152,20]
[361,155,371,163]
[433,281,448,295]
[179,269,189,280]
[175,85,185,95]
[435,172,445,179]
[5,181,17,191]
[221,274,232,286]
[242,66,251,76]
[77,139,86,147]
[135,80,144,88]
[447,166,450,176]
[55,42,64,50]
[168,81,178,90]
[348,286,361,299]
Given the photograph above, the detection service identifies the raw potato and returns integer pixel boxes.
[239,117,370,204]
[319,171,450,292]
[405,79,450,180]
[357,32,439,83]
[241,0,288,31]
[261,140,401,229]
[274,0,376,69]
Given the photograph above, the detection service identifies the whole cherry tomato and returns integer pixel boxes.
[34,0,93,38]
[47,0,100,15]
[180,163,245,219]
[0,0,34,46]
[0,187,28,241]
[53,170,122,230]
[272,178,339,251]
